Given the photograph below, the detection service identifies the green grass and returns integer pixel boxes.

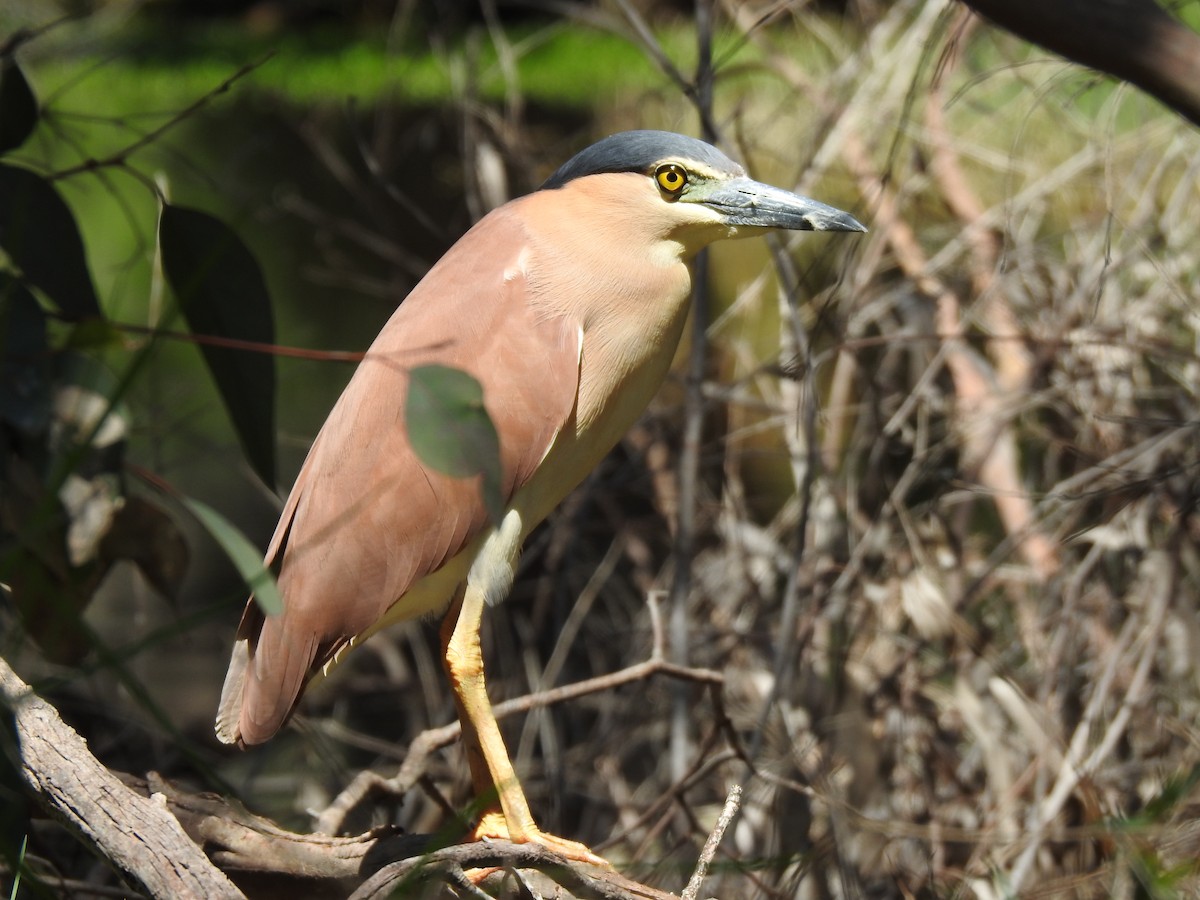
[16,17,750,113]
[6,834,27,900]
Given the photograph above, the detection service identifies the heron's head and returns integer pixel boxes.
[541,130,866,250]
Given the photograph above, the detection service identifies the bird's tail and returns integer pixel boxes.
[215,639,250,745]
[214,602,320,747]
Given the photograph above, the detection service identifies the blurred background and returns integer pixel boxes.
[2,0,1199,897]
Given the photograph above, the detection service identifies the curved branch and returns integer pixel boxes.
[0,655,244,899]
[350,839,677,900]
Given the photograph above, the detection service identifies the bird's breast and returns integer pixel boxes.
[573,266,691,437]
[514,246,693,530]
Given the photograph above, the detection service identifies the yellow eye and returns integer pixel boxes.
[655,164,688,196]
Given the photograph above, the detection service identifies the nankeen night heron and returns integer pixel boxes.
[216,130,865,862]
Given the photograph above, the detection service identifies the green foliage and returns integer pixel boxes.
[0,276,50,433]
[7,835,24,900]
[0,164,100,319]
[181,496,281,616]
[26,22,709,110]
[406,363,504,523]
[0,48,282,651]
[0,58,36,154]
[1,34,510,648]
[158,203,277,488]
[1130,763,1200,826]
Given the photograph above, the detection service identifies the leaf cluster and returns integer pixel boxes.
[0,41,284,654]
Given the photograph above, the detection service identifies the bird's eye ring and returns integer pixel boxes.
[655,164,688,197]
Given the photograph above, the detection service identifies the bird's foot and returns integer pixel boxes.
[470,810,613,869]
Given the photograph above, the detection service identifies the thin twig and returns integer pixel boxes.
[315,593,725,836]
[1005,547,1178,890]
[90,317,368,362]
[681,784,742,900]
[50,55,274,182]
[349,838,677,900]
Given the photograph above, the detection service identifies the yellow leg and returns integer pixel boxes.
[439,580,610,868]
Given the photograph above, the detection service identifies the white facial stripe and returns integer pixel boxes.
[653,159,743,181]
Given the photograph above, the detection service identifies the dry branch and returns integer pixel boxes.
[2,649,737,899]
[1003,548,1179,891]
[116,773,678,900]
[680,783,741,900]
[350,841,677,900]
[317,592,732,836]
[843,116,1060,583]
[0,655,244,899]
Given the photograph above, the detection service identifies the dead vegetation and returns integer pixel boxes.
[4,1,1200,898]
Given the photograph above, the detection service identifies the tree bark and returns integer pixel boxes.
[0,655,245,899]
[962,0,1200,127]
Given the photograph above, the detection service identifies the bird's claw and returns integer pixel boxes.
[468,811,613,869]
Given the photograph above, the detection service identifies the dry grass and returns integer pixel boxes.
[395,3,1200,896]
[276,4,1200,896]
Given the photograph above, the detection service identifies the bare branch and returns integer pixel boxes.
[49,55,273,184]
[0,656,244,899]
[315,596,727,836]
[681,783,742,900]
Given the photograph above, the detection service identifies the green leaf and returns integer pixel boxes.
[1116,762,1200,828]
[0,164,101,319]
[64,316,125,351]
[0,274,51,432]
[405,364,504,523]
[182,495,281,616]
[0,59,37,153]
[158,203,276,487]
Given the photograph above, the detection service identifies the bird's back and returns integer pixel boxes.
[217,201,584,745]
